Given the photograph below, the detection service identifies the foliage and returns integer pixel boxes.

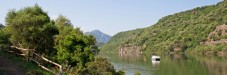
[101,1,227,53]
[54,15,98,73]
[55,28,95,66]
[54,15,74,43]
[84,57,125,75]
[134,71,141,75]
[5,4,58,54]
[188,44,227,55]
[0,25,10,45]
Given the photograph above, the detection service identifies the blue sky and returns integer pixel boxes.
[0,0,223,35]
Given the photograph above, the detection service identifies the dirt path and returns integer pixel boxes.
[0,56,26,75]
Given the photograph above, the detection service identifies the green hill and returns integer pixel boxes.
[101,1,227,54]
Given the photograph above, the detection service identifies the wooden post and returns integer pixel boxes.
[29,49,34,61]
[30,50,32,61]
[59,66,62,75]
[27,50,30,61]
[26,49,33,61]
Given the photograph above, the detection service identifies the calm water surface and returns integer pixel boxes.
[98,52,227,75]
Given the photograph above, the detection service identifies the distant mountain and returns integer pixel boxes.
[86,30,111,46]
[0,23,3,28]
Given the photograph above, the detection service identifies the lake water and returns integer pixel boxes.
[98,52,227,75]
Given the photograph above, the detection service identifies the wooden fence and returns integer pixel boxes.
[1,45,62,75]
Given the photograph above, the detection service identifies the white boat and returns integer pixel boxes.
[151,56,160,61]
[151,56,160,65]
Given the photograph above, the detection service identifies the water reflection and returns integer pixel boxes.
[151,61,160,65]
[200,56,227,75]
[154,54,227,75]
[99,52,155,75]
[99,52,227,75]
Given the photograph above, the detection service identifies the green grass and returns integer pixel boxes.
[0,50,52,75]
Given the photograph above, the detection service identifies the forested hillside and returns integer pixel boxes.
[101,1,227,54]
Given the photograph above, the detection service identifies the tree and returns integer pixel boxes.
[85,57,125,75]
[55,15,73,30]
[0,25,10,45]
[55,28,95,71]
[54,16,96,73]
[5,4,58,53]
[54,15,74,46]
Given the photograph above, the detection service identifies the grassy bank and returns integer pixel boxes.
[0,50,51,75]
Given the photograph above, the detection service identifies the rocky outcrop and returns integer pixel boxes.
[204,24,227,45]
[119,45,142,56]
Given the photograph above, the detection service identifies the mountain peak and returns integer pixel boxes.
[86,30,111,46]
[92,30,101,32]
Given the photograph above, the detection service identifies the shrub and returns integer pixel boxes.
[85,57,125,75]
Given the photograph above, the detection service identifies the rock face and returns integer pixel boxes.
[199,24,227,55]
[86,30,111,46]
[119,45,142,56]
[204,24,227,45]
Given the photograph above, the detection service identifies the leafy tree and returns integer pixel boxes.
[55,28,96,72]
[5,4,58,54]
[55,16,71,49]
[54,15,74,48]
[54,15,97,73]
[0,25,10,45]
[85,57,125,75]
